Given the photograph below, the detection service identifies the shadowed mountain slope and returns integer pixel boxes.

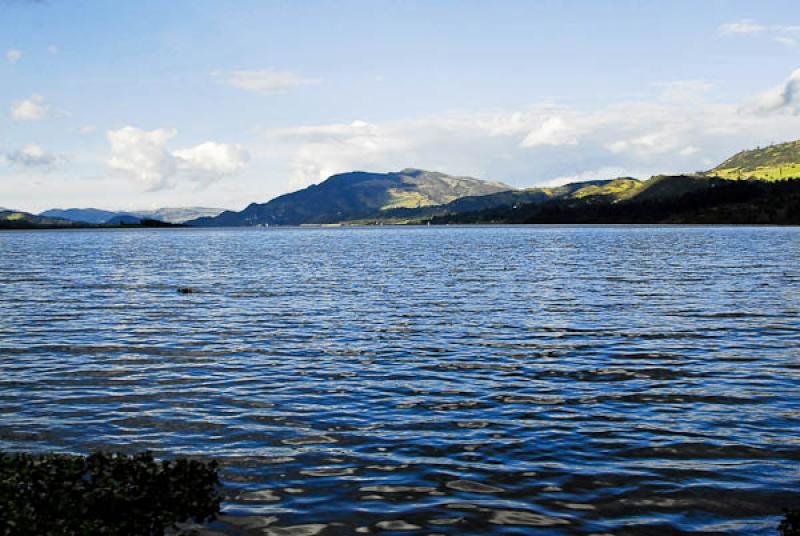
[432,177,800,225]
[189,169,512,226]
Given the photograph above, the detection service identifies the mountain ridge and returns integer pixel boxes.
[189,169,512,226]
[187,138,800,227]
[12,138,800,229]
[40,206,226,224]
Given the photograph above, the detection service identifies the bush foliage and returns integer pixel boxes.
[0,451,220,536]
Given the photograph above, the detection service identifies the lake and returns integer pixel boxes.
[0,226,798,535]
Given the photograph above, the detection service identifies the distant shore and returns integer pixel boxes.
[0,219,184,231]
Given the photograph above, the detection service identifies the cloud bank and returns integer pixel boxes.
[257,69,800,190]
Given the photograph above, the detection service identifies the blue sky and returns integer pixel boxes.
[2,0,800,212]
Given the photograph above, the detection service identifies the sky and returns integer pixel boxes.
[1,0,800,213]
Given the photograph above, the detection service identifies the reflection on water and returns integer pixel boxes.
[0,226,799,535]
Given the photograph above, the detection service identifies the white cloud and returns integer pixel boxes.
[107,126,249,190]
[10,94,49,121]
[107,127,178,190]
[255,69,800,190]
[719,20,766,35]
[744,68,800,114]
[521,116,580,147]
[6,144,58,168]
[173,141,249,177]
[6,48,21,64]
[78,125,97,135]
[215,69,319,93]
[719,20,800,48]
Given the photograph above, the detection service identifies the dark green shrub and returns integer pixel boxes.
[0,451,220,535]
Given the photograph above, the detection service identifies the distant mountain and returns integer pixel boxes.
[1,210,83,229]
[40,206,225,224]
[104,214,143,225]
[708,139,800,180]
[40,208,132,224]
[1,209,183,229]
[133,207,225,224]
[189,169,512,226]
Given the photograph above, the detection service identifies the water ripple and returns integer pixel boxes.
[0,226,798,534]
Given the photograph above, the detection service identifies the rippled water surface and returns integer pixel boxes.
[1,226,799,535]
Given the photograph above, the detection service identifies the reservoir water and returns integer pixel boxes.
[0,226,798,535]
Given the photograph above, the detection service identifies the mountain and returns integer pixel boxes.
[389,140,800,225]
[377,177,646,222]
[1,210,183,229]
[709,139,800,180]
[40,206,225,225]
[104,214,143,225]
[133,207,225,224]
[431,175,800,225]
[40,208,133,224]
[27,139,800,229]
[1,210,83,229]
[189,169,512,226]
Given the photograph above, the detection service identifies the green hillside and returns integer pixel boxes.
[709,139,800,180]
[380,177,646,222]
[567,178,643,200]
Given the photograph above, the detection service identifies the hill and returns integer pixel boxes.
[377,140,800,225]
[1,210,84,229]
[133,207,225,224]
[431,176,800,225]
[375,177,647,222]
[708,139,800,180]
[1,210,182,230]
[40,207,225,224]
[40,208,133,224]
[189,169,511,226]
[105,214,143,225]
